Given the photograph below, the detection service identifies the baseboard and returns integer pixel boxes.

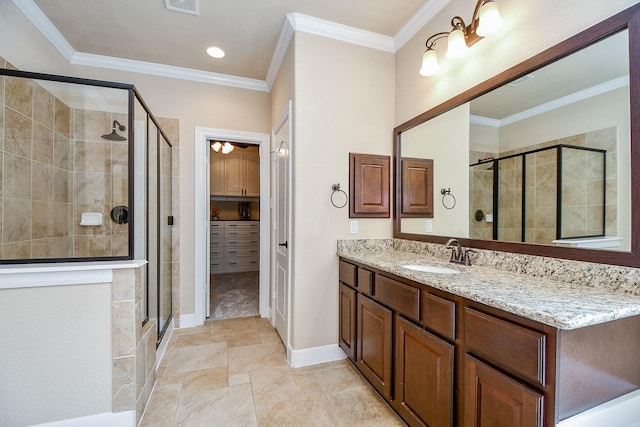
[179,313,196,328]
[31,411,134,427]
[288,344,347,368]
[557,389,640,427]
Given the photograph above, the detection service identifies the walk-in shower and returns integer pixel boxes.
[470,143,608,245]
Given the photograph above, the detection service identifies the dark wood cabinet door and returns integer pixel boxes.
[357,293,393,400]
[349,153,390,218]
[463,355,543,427]
[394,316,454,427]
[401,157,433,217]
[339,283,357,361]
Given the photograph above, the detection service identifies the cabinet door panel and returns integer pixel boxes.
[401,158,434,217]
[224,150,245,196]
[357,294,393,400]
[463,355,543,427]
[339,283,357,360]
[245,149,260,197]
[210,150,225,195]
[394,316,454,427]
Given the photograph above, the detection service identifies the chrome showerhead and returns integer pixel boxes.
[102,120,127,141]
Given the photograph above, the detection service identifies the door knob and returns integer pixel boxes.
[278,241,288,248]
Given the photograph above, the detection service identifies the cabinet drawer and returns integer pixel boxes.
[464,308,546,386]
[421,292,456,341]
[210,248,223,258]
[339,260,357,288]
[225,257,259,269]
[211,237,223,247]
[375,275,420,321]
[357,268,373,295]
[225,246,259,257]
[210,261,223,272]
[225,229,260,238]
[226,237,259,246]
[210,229,224,238]
[225,221,259,229]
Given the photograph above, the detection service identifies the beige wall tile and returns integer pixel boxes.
[75,235,111,257]
[4,107,31,158]
[32,84,54,129]
[4,153,31,199]
[74,172,111,205]
[74,109,110,142]
[32,200,52,239]
[3,198,31,243]
[112,300,135,358]
[53,133,70,170]
[74,140,111,172]
[3,241,31,259]
[112,268,136,301]
[5,76,32,118]
[54,98,70,138]
[52,168,70,203]
[32,122,53,165]
[32,162,52,201]
[113,356,135,412]
[31,238,52,258]
[51,236,73,258]
[52,202,72,237]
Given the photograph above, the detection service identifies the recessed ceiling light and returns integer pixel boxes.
[206,47,225,59]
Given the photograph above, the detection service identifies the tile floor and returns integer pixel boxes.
[140,316,405,426]
[210,272,259,321]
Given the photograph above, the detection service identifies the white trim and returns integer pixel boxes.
[193,127,271,326]
[0,260,146,290]
[266,16,296,90]
[288,13,395,53]
[556,389,640,427]
[30,411,134,427]
[71,52,269,92]
[288,344,347,368]
[11,0,75,61]
[179,313,196,329]
[394,0,452,50]
[470,114,501,127]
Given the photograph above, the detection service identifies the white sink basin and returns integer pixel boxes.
[401,264,460,274]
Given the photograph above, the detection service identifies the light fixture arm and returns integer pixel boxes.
[425,31,450,50]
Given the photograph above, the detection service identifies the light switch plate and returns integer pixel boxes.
[350,220,358,234]
[426,219,433,232]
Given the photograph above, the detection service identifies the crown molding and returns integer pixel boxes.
[472,75,629,128]
[265,15,296,89]
[288,12,395,53]
[394,0,452,50]
[71,52,269,92]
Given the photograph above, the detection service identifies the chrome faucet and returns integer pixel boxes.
[445,238,476,266]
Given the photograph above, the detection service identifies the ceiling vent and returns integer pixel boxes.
[165,0,199,16]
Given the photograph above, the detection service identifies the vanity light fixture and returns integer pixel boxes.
[419,0,503,76]
[210,141,235,154]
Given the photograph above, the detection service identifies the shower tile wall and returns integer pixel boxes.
[0,57,129,259]
[469,150,496,240]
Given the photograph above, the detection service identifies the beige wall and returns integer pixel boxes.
[401,103,470,237]
[0,283,112,426]
[394,0,638,126]
[291,32,395,349]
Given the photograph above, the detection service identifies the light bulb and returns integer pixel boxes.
[446,28,469,59]
[221,142,234,154]
[211,141,222,152]
[476,1,503,37]
[419,49,440,76]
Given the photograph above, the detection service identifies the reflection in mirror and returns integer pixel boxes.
[399,29,631,252]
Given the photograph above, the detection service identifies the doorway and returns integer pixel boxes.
[193,128,270,327]
[209,142,261,320]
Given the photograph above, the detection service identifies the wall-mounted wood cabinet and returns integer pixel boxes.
[401,157,433,217]
[210,146,260,197]
[349,153,390,218]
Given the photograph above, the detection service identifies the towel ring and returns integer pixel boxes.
[331,183,348,208]
[441,188,456,210]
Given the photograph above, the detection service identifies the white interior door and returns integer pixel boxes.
[273,104,291,345]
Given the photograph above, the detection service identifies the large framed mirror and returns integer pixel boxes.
[394,4,640,267]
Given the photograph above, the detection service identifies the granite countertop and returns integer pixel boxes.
[338,248,640,330]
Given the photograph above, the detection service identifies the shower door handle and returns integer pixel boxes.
[278,241,288,249]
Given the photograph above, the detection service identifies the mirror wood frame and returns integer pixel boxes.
[393,4,640,268]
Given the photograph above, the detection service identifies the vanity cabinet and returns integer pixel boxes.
[357,293,393,400]
[338,282,356,361]
[394,315,454,427]
[210,147,260,197]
